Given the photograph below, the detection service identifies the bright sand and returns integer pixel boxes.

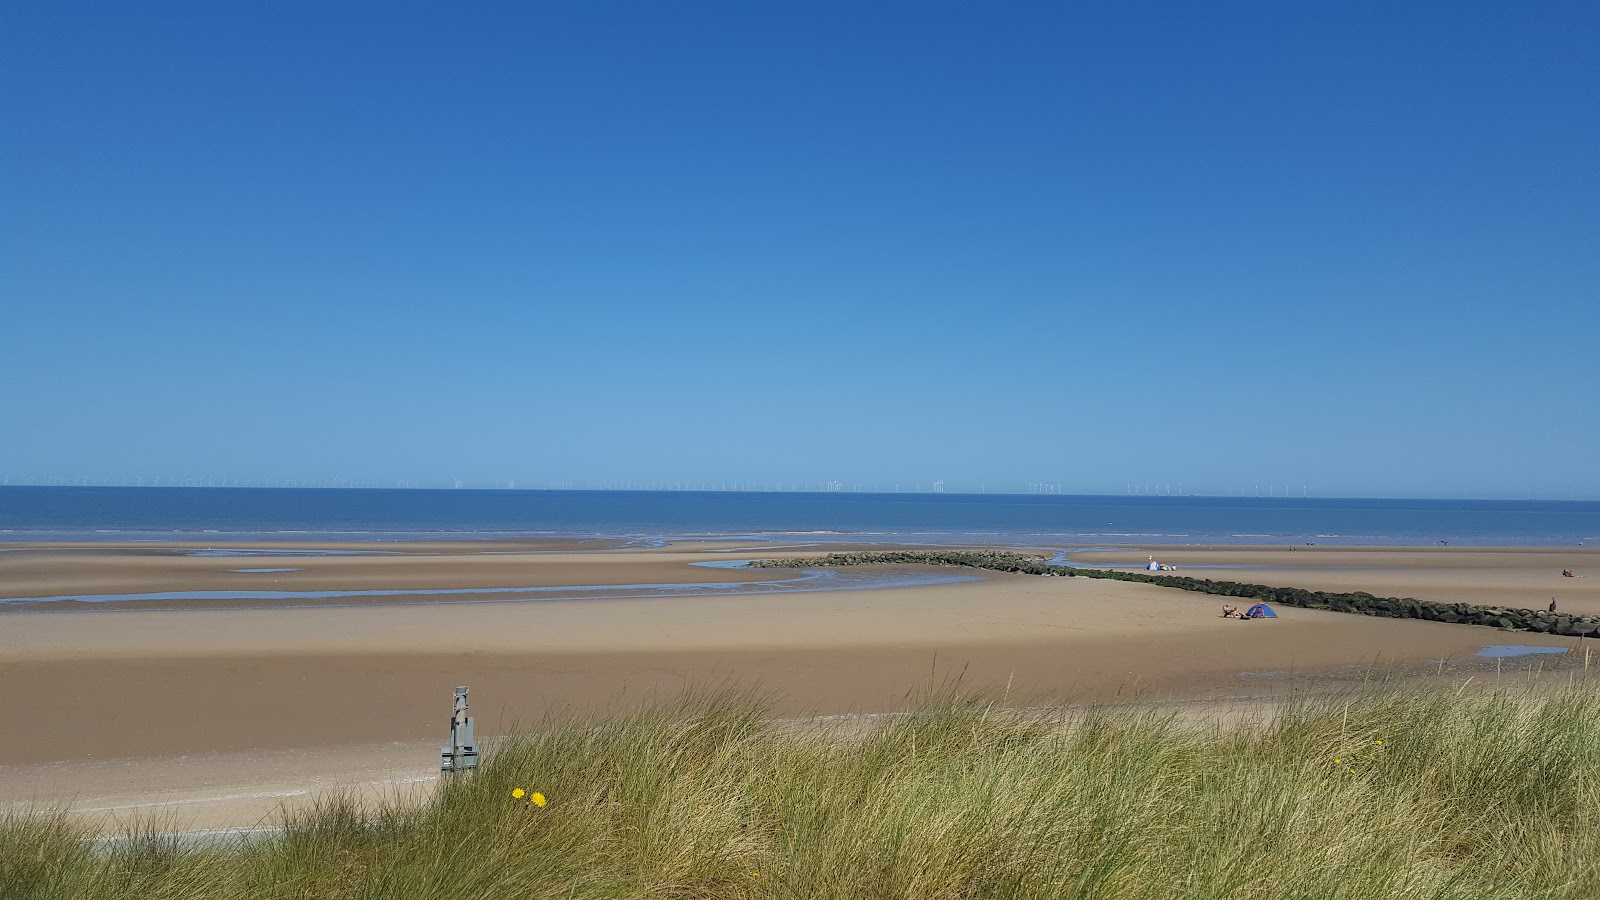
[2,541,1595,830]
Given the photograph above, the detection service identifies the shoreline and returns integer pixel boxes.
[5,536,1595,551]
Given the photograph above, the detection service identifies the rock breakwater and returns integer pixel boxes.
[750,551,1600,637]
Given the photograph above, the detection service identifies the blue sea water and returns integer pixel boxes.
[1,486,1596,547]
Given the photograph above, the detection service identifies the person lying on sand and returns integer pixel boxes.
[1221,604,1245,619]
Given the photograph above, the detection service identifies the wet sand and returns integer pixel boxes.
[0,540,798,608]
[1,541,1591,831]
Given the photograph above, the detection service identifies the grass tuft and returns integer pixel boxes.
[6,682,1600,898]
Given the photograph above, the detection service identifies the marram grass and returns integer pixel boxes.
[6,682,1600,899]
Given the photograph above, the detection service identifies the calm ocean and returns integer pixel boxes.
[0,487,1596,548]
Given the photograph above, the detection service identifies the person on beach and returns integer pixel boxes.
[1221,604,1244,619]
[1550,598,1558,613]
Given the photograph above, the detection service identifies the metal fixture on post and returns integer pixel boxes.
[439,685,478,774]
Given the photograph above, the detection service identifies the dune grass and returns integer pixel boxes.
[6,681,1600,899]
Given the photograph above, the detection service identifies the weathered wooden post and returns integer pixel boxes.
[439,685,478,774]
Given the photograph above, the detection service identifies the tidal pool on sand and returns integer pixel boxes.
[1476,645,1569,659]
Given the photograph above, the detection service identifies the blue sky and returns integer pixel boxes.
[3,2,1596,498]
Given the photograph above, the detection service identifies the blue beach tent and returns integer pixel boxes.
[1245,603,1278,619]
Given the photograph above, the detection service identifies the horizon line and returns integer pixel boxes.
[0,484,1595,504]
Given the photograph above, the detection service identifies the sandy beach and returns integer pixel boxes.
[2,541,1592,830]
[1069,545,1600,613]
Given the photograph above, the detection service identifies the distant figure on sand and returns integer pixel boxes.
[1550,598,1558,613]
[1221,604,1245,619]
[1563,569,1575,578]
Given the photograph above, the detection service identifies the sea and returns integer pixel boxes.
[1,486,1596,548]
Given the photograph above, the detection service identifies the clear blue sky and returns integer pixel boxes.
[3,2,1596,498]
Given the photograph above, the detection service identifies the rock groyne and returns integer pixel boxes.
[750,551,1599,637]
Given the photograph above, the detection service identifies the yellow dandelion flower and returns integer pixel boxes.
[1375,740,1383,745]
[511,788,526,800]
[1348,768,1357,775]
[751,872,761,878]
[1334,758,1342,765]
[530,792,547,808]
